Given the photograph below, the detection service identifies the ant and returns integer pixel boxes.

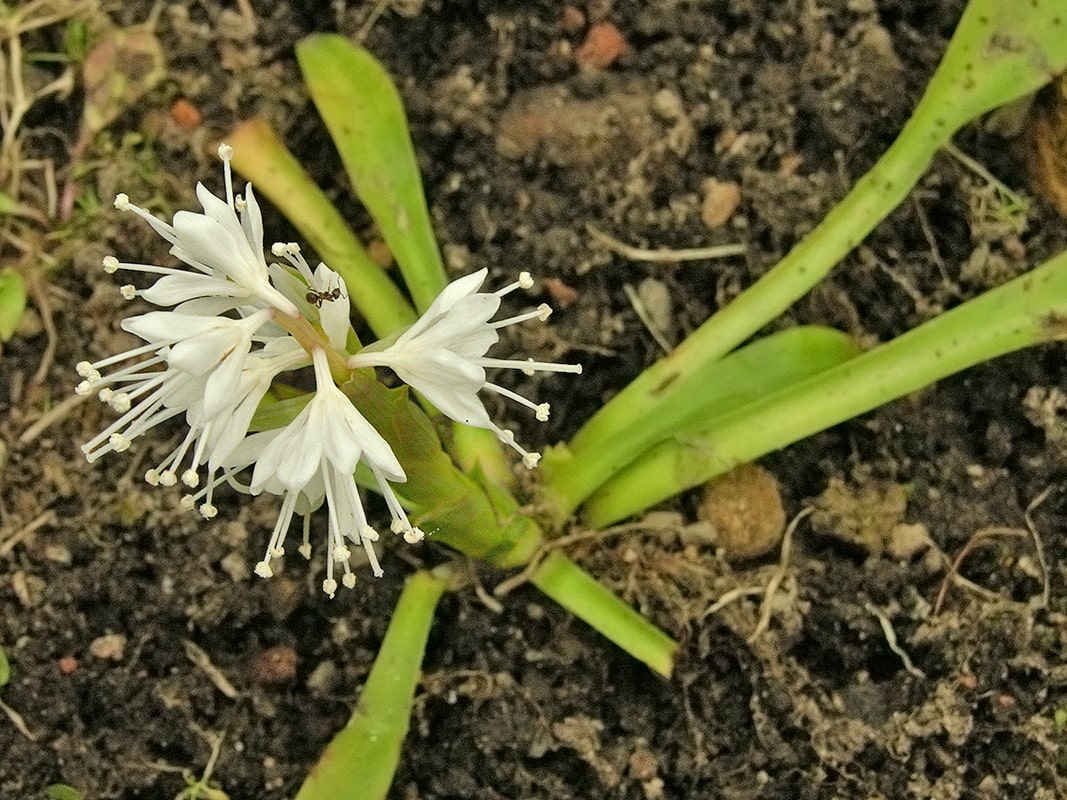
[306,281,347,308]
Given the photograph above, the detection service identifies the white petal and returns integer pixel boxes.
[312,263,351,350]
[398,268,488,343]
[241,183,265,255]
[173,211,262,288]
[122,311,220,344]
[391,349,493,427]
[140,273,248,306]
[201,346,249,419]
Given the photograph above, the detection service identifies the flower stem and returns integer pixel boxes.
[529,551,677,678]
[551,0,1067,513]
[583,248,1067,527]
[295,568,449,800]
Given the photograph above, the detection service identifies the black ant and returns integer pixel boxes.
[306,282,347,308]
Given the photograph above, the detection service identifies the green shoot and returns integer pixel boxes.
[227,119,415,337]
[584,247,1067,526]
[541,326,862,520]
[296,35,449,314]
[0,267,25,341]
[295,569,449,800]
[541,0,1067,516]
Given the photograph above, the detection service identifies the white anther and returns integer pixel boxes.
[254,560,274,578]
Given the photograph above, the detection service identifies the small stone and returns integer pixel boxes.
[306,660,340,696]
[560,5,585,33]
[43,543,72,566]
[575,22,629,69]
[886,522,931,561]
[248,644,298,685]
[89,633,127,661]
[542,277,580,308]
[58,655,79,675]
[220,551,249,582]
[701,178,742,228]
[169,98,201,130]
[698,464,786,560]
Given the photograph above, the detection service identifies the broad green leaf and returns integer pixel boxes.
[297,35,449,313]
[0,644,9,687]
[542,326,862,517]
[0,268,28,342]
[226,119,415,338]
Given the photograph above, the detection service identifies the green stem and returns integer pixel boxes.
[552,0,1067,509]
[296,569,448,800]
[226,118,417,337]
[529,551,677,678]
[541,327,861,518]
[583,249,1067,527]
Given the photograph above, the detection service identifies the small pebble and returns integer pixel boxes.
[701,179,742,228]
[248,644,298,685]
[699,464,786,560]
[575,21,629,69]
[89,633,127,661]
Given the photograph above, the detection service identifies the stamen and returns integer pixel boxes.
[495,271,535,296]
[482,381,551,421]
[478,357,583,375]
[490,304,552,329]
[218,143,235,208]
[491,425,542,470]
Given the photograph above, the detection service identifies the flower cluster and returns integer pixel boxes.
[78,145,580,597]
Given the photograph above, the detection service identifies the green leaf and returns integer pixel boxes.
[542,326,862,517]
[0,268,28,342]
[227,119,415,338]
[45,785,85,800]
[297,34,449,313]
[557,0,1067,515]
[295,569,448,800]
[0,190,17,215]
[341,373,541,567]
[0,644,10,688]
[584,246,1067,526]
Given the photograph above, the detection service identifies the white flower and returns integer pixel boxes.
[232,347,423,598]
[106,144,299,316]
[77,306,281,467]
[346,268,581,467]
[267,242,351,351]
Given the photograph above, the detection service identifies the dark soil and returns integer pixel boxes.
[3,1,1067,799]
